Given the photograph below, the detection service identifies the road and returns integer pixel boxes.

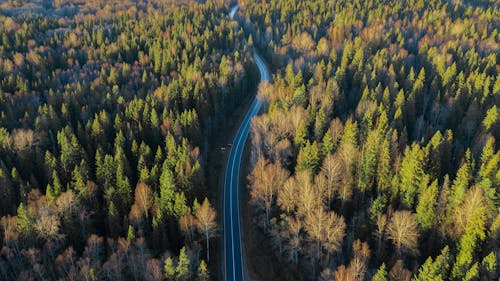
[224,5,270,281]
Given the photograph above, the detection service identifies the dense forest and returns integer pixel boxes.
[240,0,500,280]
[0,0,253,280]
[1,0,499,280]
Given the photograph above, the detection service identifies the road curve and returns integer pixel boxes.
[224,5,270,281]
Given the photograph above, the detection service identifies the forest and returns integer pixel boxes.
[0,0,253,280]
[242,0,500,280]
[0,0,499,280]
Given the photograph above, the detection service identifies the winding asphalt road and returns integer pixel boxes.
[224,5,270,281]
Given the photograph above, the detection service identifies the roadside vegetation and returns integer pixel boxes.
[0,0,251,280]
[243,0,499,280]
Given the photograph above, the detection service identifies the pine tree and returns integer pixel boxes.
[159,162,176,216]
[480,252,497,280]
[173,192,188,218]
[372,263,388,281]
[164,257,175,281]
[462,263,479,281]
[115,146,131,208]
[321,129,335,156]
[296,141,320,176]
[412,246,451,281]
[97,153,116,192]
[52,171,63,198]
[359,130,379,193]
[16,202,34,237]
[314,109,327,140]
[482,105,498,131]
[46,184,55,205]
[416,178,438,231]
[478,137,499,215]
[127,225,135,241]
[197,260,210,281]
[376,138,391,194]
[340,119,358,147]
[176,247,190,281]
[72,162,87,197]
[398,144,424,208]
[294,120,308,147]
[448,152,472,212]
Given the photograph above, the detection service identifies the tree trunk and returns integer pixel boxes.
[206,232,210,262]
[265,207,269,227]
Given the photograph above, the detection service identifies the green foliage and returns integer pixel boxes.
[296,141,320,175]
[0,0,499,279]
[451,188,488,280]
[416,179,438,231]
[127,225,135,241]
[482,105,498,130]
[164,257,176,281]
[16,202,34,237]
[398,144,425,208]
[448,152,472,212]
[159,162,176,216]
[340,119,358,147]
[72,162,88,197]
[176,247,190,281]
[370,195,387,223]
[321,129,335,156]
[412,246,451,281]
[51,171,62,200]
[376,138,391,194]
[359,130,379,192]
[242,0,500,279]
[372,263,388,281]
[462,263,479,281]
[481,252,497,280]
[173,192,189,218]
[294,120,308,147]
[478,138,499,214]
[197,260,210,281]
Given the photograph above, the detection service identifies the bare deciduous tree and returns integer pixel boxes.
[375,213,387,256]
[304,206,345,268]
[296,171,324,217]
[452,185,486,238]
[389,259,411,281]
[277,176,298,213]
[284,215,302,264]
[34,205,62,241]
[248,157,289,225]
[386,210,419,255]
[349,240,370,281]
[195,198,217,262]
[134,183,153,219]
[179,213,196,243]
[318,153,345,202]
[144,258,163,281]
[54,190,78,217]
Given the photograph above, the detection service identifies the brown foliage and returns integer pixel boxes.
[34,205,62,241]
[195,198,217,261]
[389,260,411,281]
[452,185,486,238]
[179,213,196,242]
[129,183,153,225]
[248,157,289,224]
[292,32,315,54]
